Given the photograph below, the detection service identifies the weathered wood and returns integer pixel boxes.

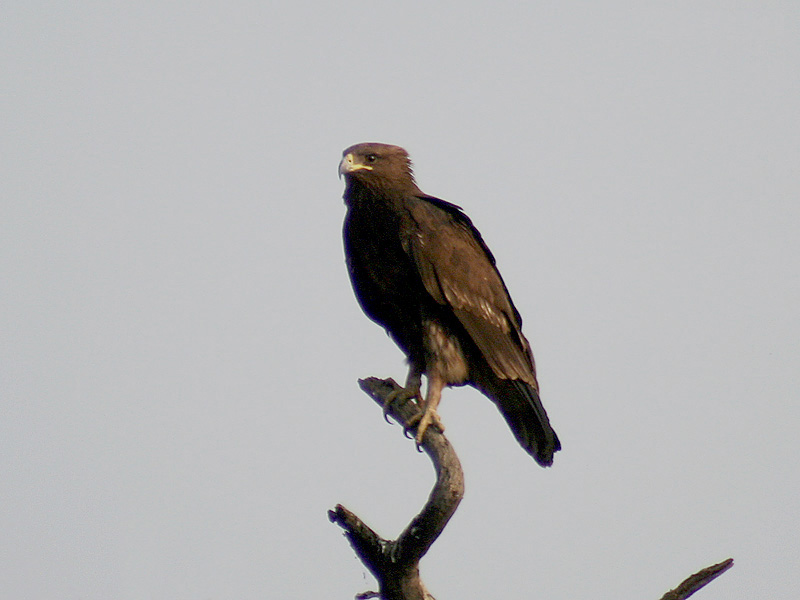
[659,558,734,600]
[328,377,733,599]
[329,377,464,600]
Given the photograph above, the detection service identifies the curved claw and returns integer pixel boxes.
[414,409,445,445]
[402,411,422,439]
[382,384,422,425]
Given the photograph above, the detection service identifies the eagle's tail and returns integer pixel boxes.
[481,378,561,467]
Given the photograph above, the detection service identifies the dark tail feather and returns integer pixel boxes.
[481,378,561,467]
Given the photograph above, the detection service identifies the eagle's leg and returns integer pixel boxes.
[382,364,423,422]
[412,373,445,444]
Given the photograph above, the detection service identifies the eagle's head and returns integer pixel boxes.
[339,142,418,195]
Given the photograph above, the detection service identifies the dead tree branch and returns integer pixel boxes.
[659,558,734,600]
[329,377,464,600]
[328,377,733,599]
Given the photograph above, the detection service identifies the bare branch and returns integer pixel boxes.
[358,377,465,566]
[329,377,733,599]
[327,504,385,581]
[659,558,734,600]
[330,377,465,600]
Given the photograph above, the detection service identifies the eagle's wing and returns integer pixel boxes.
[404,196,537,386]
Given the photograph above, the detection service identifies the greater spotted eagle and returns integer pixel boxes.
[339,143,560,466]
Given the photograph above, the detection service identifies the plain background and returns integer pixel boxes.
[2,2,798,598]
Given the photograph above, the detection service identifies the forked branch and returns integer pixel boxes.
[328,377,732,599]
[329,377,464,600]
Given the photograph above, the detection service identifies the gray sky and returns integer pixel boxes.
[2,2,798,599]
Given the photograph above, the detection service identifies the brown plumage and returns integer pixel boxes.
[339,142,560,466]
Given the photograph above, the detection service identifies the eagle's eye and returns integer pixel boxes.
[365,154,378,163]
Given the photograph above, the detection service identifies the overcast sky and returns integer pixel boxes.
[2,2,799,599]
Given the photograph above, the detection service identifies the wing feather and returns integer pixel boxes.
[405,197,537,386]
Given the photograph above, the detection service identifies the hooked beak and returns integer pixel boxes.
[339,152,373,178]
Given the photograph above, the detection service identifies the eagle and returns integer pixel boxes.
[339,143,560,466]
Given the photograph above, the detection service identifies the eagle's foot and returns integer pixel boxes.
[409,406,445,445]
[383,383,423,424]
